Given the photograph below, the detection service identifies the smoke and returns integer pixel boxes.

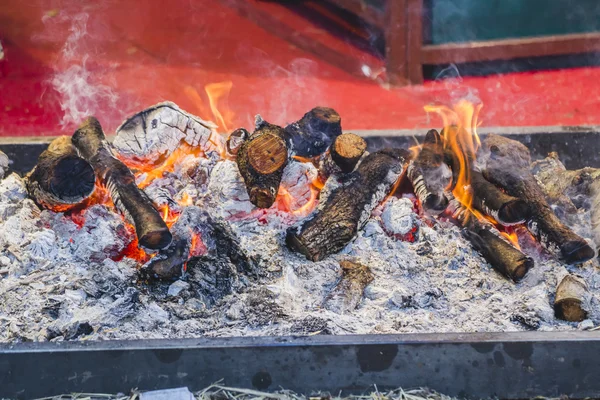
[41,12,119,128]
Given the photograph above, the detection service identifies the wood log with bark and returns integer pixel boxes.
[284,107,342,157]
[25,136,96,211]
[448,196,533,282]
[71,117,172,250]
[226,128,249,157]
[236,117,289,209]
[470,170,530,225]
[286,148,410,261]
[407,129,449,214]
[323,260,374,314]
[554,274,589,322]
[317,133,367,183]
[482,134,594,264]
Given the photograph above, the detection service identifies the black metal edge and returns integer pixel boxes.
[1,331,600,399]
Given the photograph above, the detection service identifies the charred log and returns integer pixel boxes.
[25,136,96,211]
[554,274,589,322]
[330,133,367,173]
[237,117,289,209]
[482,134,594,264]
[284,106,342,157]
[449,197,533,282]
[287,148,410,261]
[226,128,249,157]
[470,170,529,225]
[71,117,172,250]
[323,260,374,314]
[407,129,449,214]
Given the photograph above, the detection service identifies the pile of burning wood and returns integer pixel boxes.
[1,99,598,341]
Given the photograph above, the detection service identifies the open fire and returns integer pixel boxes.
[0,90,598,342]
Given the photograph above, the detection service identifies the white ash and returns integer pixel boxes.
[0,150,9,179]
[1,149,600,343]
[114,102,218,164]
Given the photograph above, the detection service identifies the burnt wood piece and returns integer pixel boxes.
[554,274,589,322]
[286,148,410,261]
[449,197,533,282]
[284,107,342,157]
[323,260,374,314]
[470,170,530,225]
[407,129,449,214]
[330,133,367,173]
[25,136,96,211]
[482,134,594,265]
[71,117,172,250]
[236,117,289,209]
[226,128,249,157]
[141,238,188,280]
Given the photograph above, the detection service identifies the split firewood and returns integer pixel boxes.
[554,274,589,322]
[72,117,172,250]
[482,134,594,264]
[470,170,529,225]
[284,106,342,157]
[226,128,249,157]
[113,102,216,165]
[236,116,289,208]
[448,196,533,282]
[323,260,374,314]
[25,136,96,211]
[286,148,410,261]
[407,129,449,214]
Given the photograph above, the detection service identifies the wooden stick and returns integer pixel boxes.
[448,196,533,282]
[286,148,410,261]
[554,274,589,322]
[72,117,172,250]
[323,260,374,314]
[284,107,342,157]
[330,133,367,173]
[25,136,96,211]
[470,170,530,225]
[237,117,289,209]
[482,134,594,264]
[407,129,449,214]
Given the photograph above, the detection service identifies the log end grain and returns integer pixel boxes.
[330,133,367,173]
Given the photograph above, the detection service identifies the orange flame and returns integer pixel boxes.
[205,81,234,133]
[424,99,482,214]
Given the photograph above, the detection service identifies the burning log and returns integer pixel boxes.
[323,260,374,314]
[236,117,289,208]
[554,274,589,322]
[482,134,595,264]
[226,128,249,157]
[330,133,367,173]
[470,170,529,225]
[286,148,410,261]
[72,117,172,250]
[284,106,342,157]
[407,129,449,214]
[25,136,96,211]
[448,197,533,282]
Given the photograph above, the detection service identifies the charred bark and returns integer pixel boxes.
[25,136,96,211]
[71,117,172,250]
[407,129,449,214]
[237,117,289,209]
[470,170,530,225]
[482,134,594,264]
[226,128,249,157]
[449,197,533,282]
[287,148,410,261]
[323,260,374,314]
[554,274,589,322]
[284,106,342,157]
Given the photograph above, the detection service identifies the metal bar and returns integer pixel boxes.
[0,332,599,399]
[422,32,600,65]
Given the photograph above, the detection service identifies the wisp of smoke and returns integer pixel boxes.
[47,12,119,127]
